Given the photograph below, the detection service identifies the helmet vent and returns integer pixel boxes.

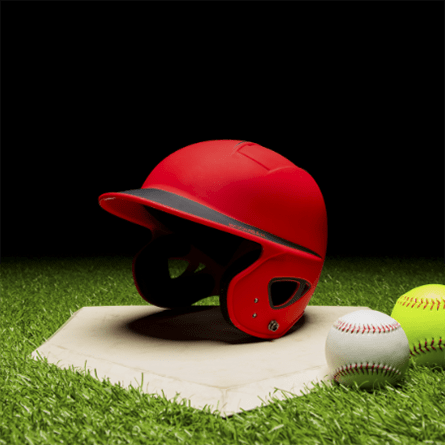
[269,278,311,309]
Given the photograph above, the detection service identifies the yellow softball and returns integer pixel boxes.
[391,284,445,367]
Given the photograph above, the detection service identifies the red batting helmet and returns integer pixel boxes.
[98,140,327,339]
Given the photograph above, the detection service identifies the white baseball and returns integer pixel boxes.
[325,310,410,389]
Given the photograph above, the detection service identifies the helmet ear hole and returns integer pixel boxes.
[270,280,299,307]
[269,278,311,309]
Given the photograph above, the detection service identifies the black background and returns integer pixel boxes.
[2,3,444,261]
[2,123,443,256]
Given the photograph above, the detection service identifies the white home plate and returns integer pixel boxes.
[30,305,370,416]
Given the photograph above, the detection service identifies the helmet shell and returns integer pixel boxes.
[99,140,327,339]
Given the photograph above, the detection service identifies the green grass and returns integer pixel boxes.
[1,255,444,445]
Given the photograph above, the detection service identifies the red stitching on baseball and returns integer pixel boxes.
[334,319,401,334]
[333,363,401,381]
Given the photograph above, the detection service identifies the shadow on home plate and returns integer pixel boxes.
[127,305,304,344]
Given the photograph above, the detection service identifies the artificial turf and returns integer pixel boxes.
[1,255,444,444]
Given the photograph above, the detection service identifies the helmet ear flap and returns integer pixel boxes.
[133,234,215,308]
[219,248,262,330]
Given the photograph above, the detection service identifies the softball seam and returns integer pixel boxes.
[333,363,401,381]
[398,295,445,310]
[411,337,444,357]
